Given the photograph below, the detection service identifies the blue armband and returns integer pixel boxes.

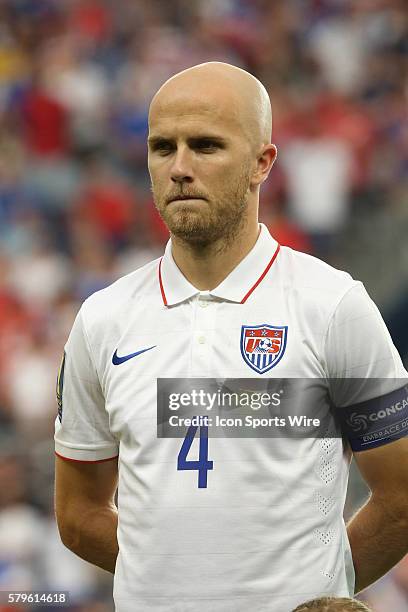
[340,385,408,451]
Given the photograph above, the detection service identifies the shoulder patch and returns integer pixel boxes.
[56,351,66,423]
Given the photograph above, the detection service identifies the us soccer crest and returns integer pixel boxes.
[241,324,288,374]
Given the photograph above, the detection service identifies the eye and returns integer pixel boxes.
[194,139,223,153]
[157,148,173,157]
[157,145,174,156]
[150,140,174,155]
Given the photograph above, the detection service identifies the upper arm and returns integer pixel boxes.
[54,305,119,462]
[55,455,118,541]
[325,283,408,503]
[353,438,408,507]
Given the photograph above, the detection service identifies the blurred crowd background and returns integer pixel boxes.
[0,0,406,610]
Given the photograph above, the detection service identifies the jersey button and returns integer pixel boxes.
[199,301,209,308]
[198,336,206,344]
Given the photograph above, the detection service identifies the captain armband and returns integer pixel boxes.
[339,384,408,451]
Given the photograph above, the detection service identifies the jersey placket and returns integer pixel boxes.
[190,292,217,377]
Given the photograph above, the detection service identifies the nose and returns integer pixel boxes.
[170,146,194,184]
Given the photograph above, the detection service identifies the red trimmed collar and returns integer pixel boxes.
[158,223,280,306]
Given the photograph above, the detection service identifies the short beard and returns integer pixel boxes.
[152,165,251,251]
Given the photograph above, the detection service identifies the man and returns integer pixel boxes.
[54,62,408,612]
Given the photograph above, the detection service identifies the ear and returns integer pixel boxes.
[250,144,277,188]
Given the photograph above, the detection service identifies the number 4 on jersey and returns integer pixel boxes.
[177,425,213,488]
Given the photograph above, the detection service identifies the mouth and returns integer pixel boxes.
[168,196,205,203]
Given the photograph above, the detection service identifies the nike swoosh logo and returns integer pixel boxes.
[112,345,156,365]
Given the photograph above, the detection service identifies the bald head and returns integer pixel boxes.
[149,62,272,151]
[147,62,278,250]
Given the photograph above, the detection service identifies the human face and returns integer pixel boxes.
[148,93,255,246]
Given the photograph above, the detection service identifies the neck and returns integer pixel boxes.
[170,216,260,291]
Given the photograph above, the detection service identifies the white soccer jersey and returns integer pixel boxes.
[55,224,407,612]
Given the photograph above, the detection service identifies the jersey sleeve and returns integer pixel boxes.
[324,282,408,408]
[54,304,119,462]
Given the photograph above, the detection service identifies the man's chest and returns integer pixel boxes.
[97,292,329,437]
